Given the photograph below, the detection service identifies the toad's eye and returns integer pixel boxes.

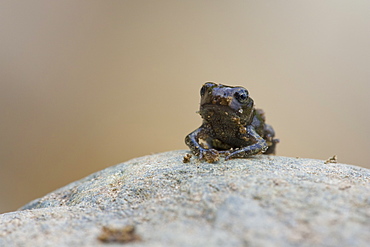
[200,82,216,96]
[234,89,249,103]
[200,85,207,96]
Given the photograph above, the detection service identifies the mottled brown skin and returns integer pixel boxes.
[185,82,279,163]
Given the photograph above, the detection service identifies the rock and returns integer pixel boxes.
[0,150,369,246]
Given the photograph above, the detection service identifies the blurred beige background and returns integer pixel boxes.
[1,0,369,213]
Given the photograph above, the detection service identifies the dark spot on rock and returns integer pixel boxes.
[98,225,141,243]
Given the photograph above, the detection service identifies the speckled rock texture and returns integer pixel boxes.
[1,150,369,247]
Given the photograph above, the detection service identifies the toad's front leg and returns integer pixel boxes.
[185,126,220,163]
[225,125,268,160]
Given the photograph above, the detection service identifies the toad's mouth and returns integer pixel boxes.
[200,103,242,116]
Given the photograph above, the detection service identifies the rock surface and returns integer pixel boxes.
[1,150,369,247]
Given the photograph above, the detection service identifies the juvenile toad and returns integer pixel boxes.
[185,82,279,163]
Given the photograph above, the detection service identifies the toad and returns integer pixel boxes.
[185,82,279,163]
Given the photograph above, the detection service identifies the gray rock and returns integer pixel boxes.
[0,150,369,246]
